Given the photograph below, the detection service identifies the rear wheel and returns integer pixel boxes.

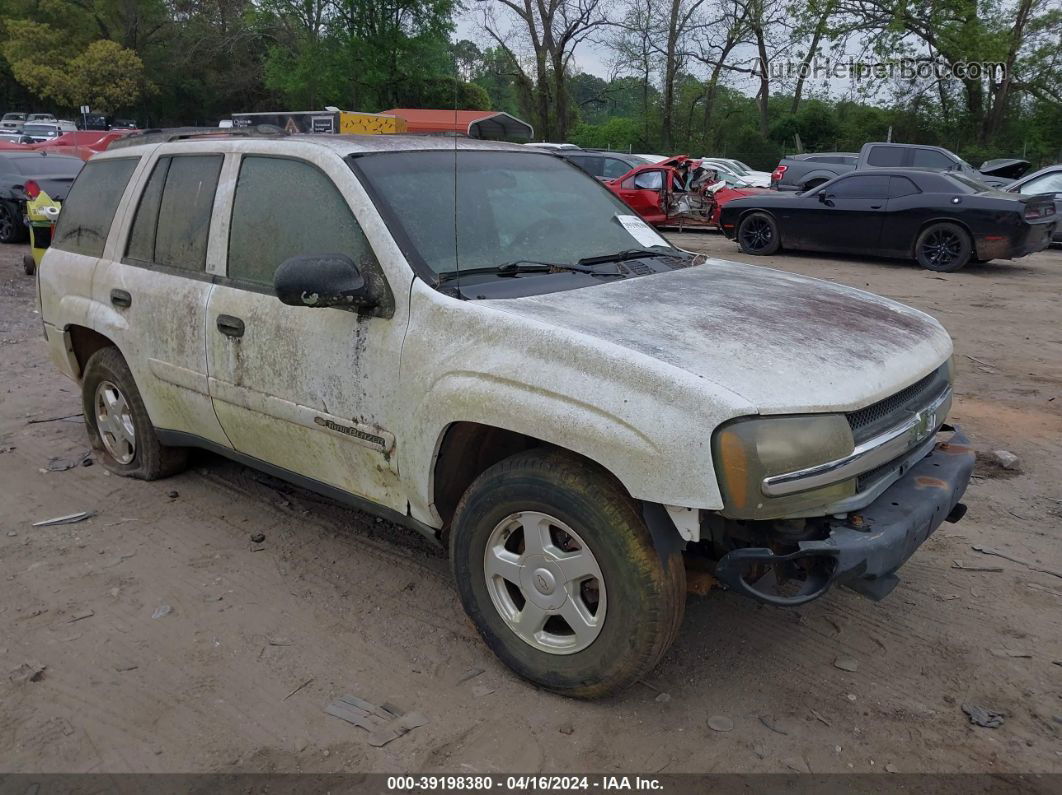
[737,211,781,255]
[450,449,686,698]
[0,201,26,244]
[81,347,188,479]
[915,222,972,272]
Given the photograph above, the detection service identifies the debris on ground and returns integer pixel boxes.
[810,708,831,727]
[654,692,671,704]
[283,678,314,701]
[114,662,139,672]
[952,560,1003,572]
[471,685,495,698]
[833,657,859,673]
[65,608,94,623]
[1025,582,1062,599]
[707,715,734,732]
[989,648,1031,659]
[972,545,1062,580]
[32,511,96,527]
[250,533,266,544]
[167,490,179,499]
[26,412,83,425]
[151,604,173,620]
[10,660,47,683]
[759,715,788,735]
[268,636,292,646]
[558,722,575,735]
[325,694,428,747]
[990,450,1021,471]
[455,667,484,685]
[962,703,1004,728]
[43,451,92,472]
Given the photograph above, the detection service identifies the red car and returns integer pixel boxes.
[605,155,769,228]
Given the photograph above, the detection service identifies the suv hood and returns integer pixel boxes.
[484,259,951,414]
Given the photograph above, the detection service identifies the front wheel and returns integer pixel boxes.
[737,211,781,255]
[450,449,686,698]
[915,222,972,272]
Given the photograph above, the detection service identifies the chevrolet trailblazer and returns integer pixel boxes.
[37,131,974,697]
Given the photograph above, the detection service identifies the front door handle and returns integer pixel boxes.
[870,204,883,209]
[110,288,131,308]
[216,314,245,338]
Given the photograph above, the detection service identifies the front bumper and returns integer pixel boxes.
[714,428,974,606]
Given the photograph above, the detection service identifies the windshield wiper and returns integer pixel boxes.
[436,260,625,283]
[577,248,674,266]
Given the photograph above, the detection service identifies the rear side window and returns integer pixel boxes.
[602,158,632,179]
[226,156,376,287]
[911,149,955,170]
[126,155,222,271]
[865,146,905,167]
[889,176,921,198]
[567,156,602,178]
[52,158,137,257]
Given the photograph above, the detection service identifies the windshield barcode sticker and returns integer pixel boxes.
[616,215,668,248]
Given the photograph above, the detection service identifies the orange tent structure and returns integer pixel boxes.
[381,109,533,140]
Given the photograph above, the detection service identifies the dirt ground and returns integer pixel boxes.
[1,235,1060,776]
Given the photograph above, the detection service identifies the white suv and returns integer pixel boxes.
[38,132,974,697]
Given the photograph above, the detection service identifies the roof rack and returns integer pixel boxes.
[107,124,288,150]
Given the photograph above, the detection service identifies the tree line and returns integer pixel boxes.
[0,0,1058,170]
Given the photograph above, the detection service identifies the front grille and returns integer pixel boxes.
[846,365,949,443]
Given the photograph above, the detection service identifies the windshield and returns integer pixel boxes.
[3,113,25,121]
[12,156,84,176]
[354,150,680,280]
[23,124,58,138]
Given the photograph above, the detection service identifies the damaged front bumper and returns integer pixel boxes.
[714,428,975,606]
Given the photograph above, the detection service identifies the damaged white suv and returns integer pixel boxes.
[38,132,974,697]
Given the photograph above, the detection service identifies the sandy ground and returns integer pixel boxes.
[1,236,1060,776]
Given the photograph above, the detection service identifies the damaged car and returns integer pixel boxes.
[39,133,974,697]
[606,155,768,229]
[720,169,1056,271]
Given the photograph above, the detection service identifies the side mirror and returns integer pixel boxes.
[274,254,377,310]
[818,191,828,203]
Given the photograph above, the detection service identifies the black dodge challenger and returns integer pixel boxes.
[719,169,1057,272]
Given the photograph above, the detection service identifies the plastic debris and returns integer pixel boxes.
[325,694,428,747]
[33,511,96,527]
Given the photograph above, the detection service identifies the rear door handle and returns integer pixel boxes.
[870,205,883,209]
[110,289,131,308]
[216,314,245,338]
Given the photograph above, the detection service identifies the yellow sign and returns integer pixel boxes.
[338,112,407,135]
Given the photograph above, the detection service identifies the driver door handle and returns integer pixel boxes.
[216,314,245,338]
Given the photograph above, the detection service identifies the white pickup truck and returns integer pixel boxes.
[37,132,974,697]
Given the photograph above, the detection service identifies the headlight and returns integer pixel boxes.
[712,415,855,520]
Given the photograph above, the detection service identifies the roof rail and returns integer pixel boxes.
[107,124,288,150]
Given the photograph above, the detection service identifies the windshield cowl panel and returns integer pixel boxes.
[351,149,695,299]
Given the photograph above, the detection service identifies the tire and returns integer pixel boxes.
[737,211,781,255]
[81,347,188,479]
[23,254,35,275]
[0,201,27,244]
[450,448,686,698]
[914,222,972,272]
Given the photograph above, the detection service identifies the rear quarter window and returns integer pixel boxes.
[52,158,138,258]
[865,146,906,167]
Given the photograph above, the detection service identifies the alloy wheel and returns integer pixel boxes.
[740,217,773,251]
[94,380,136,464]
[483,511,606,654]
[920,229,962,269]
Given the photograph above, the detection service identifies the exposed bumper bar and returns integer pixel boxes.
[716,427,975,607]
[762,388,952,497]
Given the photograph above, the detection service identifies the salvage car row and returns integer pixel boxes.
[528,141,1059,272]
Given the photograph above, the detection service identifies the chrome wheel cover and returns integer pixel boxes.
[483,511,606,655]
[94,380,136,464]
